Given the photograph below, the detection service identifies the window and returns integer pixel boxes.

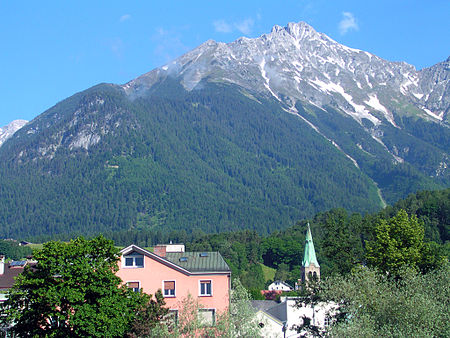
[198,309,215,326]
[199,280,212,296]
[324,316,331,327]
[127,281,140,293]
[163,281,175,297]
[123,252,144,268]
[166,310,178,328]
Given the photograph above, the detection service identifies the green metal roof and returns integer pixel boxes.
[165,252,230,273]
[302,223,320,268]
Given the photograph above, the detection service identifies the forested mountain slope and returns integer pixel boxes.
[0,82,383,237]
[0,22,448,238]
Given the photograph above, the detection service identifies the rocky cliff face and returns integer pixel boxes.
[418,57,450,119]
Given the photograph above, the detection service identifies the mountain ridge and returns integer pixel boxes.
[125,22,448,127]
[0,21,448,238]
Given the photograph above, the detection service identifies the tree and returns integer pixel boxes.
[228,278,262,337]
[319,209,365,275]
[0,236,145,337]
[274,263,290,281]
[366,209,425,273]
[322,265,450,337]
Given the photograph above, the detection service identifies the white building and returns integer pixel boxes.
[252,297,337,337]
[268,280,294,292]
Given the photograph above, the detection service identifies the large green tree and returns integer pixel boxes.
[0,236,146,337]
[366,209,425,273]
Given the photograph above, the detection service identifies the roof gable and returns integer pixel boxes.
[120,245,230,275]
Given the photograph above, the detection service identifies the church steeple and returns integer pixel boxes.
[300,223,320,284]
[302,223,319,268]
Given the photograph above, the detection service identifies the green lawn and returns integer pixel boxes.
[259,263,276,282]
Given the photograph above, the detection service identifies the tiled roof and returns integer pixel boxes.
[251,300,288,322]
[251,300,279,312]
[0,264,25,289]
[165,252,230,273]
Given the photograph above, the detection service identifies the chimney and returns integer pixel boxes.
[0,255,5,275]
[153,245,167,257]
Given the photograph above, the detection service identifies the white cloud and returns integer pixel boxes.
[213,17,255,35]
[119,14,131,23]
[235,18,255,35]
[213,20,232,33]
[339,12,359,35]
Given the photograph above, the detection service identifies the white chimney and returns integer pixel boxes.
[0,255,5,275]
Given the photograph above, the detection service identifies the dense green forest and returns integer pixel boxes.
[0,82,383,238]
[10,188,447,293]
[0,79,447,238]
[123,187,448,290]
[0,240,32,260]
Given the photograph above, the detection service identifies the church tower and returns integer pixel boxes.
[300,223,320,284]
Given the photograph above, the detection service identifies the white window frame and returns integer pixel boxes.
[122,252,144,268]
[163,280,176,298]
[126,281,140,293]
[199,279,212,297]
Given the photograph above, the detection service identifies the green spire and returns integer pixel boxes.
[302,223,320,267]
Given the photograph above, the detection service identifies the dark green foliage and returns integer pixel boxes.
[184,188,448,290]
[315,209,365,276]
[384,188,450,243]
[0,240,32,260]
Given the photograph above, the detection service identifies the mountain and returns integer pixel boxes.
[0,22,448,239]
[0,120,28,147]
[128,22,448,125]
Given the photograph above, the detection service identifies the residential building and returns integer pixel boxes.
[252,297,336,337]
[116,243,231,325]
[0,256,30,302]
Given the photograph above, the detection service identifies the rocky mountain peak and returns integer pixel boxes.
[124,22,448,127]
[272,21,316,40]
[0,119,28,147]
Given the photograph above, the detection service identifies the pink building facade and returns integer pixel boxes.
[116,244,231,323]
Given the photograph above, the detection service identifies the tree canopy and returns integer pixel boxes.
[366,209,425,273]
[0,236,150,337]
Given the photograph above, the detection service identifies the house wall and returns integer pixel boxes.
[255,311,284,338]
[116,254,230,314]
[284,299,335,337]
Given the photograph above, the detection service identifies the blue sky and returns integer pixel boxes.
[1,1,449,126]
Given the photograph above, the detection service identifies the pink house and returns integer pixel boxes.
[116,244,231,324]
